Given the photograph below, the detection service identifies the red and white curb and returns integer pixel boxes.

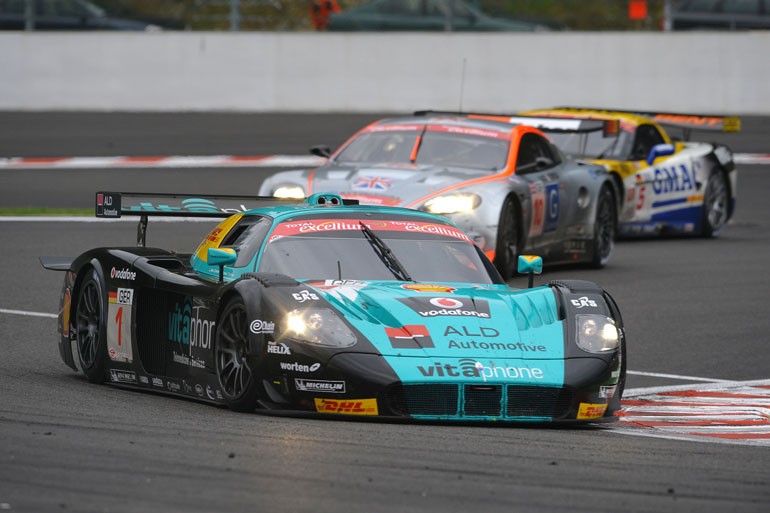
[0,154,767,169]
[613,379,770,446]
[0,155,326,169]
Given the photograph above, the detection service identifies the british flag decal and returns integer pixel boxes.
[352,176,394,191]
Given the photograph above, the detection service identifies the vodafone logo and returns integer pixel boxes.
[110,267,136,281]
[429,297,463,309]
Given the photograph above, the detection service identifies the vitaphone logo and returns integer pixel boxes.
[417,358,544,383]
[397,297,491,318]
[168,296,215,349]
[652,163,697,195]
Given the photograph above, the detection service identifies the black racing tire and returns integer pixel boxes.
[494,197,520,281]
[74,268,107,384]
[590,186,616,269]
[215,296,260,413]
[701,172,729,237]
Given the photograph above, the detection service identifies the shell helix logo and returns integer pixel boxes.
[111,267,136,281]
[314,398,378,416]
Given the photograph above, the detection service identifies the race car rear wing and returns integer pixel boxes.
[95,191,357,247]
[413,110,610,134]
[553,107,741,136]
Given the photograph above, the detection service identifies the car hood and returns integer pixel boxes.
[308,162,494,206]
[305,280,565,361]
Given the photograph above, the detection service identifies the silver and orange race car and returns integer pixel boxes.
[515,107,739,237]
[259,112,618,278]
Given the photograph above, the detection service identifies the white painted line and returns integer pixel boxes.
[734,153,770,165]
[0,155,326,170]
[0,308,57,319]
[625,378,770,397]
[627,369,730,383]
[0,216,219,222]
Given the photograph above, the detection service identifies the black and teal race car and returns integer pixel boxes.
[40,192,625,423]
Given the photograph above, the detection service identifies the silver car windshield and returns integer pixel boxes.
[335,129,509,170]
[546,129,633,160]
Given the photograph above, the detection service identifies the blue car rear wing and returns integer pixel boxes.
[95,191,357,247]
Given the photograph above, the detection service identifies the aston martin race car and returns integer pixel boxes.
[513,107,739,237]
[258,113,618,278]
[40,191,626,423]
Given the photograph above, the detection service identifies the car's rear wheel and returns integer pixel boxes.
[590,186,616,268]
[702,172,729,237]
[75,268,107,384]
[216,296,259,412]
[494,197,519,281]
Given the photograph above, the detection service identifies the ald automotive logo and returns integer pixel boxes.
[396,297,490,318]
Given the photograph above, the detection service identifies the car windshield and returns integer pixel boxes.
[546,127,634,160]
[335,126,509,171]
[258,215,496,283]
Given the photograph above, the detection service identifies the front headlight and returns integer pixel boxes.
[273,185,306,199]
[279,308,357,348]
[421,193,481,214]
[576,314,619,353]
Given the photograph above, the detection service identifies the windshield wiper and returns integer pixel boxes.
[359,222,413,282]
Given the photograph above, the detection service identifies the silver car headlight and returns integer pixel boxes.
[576,315,619,353]
[421,193,481,214]
[273,185,305,199]
[279,308,357,348]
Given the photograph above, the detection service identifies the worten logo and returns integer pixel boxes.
[385,324,434,349]
[417,359,544,383]
[397,297,491,318]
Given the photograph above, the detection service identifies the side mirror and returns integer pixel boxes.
[646,143,675,165]
[310,145,332,158]
[517,255,543,288]
[207,247,237,282]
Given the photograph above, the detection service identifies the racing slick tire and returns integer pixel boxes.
[701,172,729,237]
[590,186,616,269]
[494,196,520,281]
[74,267,108,384]
[215,296,260,413]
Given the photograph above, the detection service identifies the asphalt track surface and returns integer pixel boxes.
[1,113,769,512]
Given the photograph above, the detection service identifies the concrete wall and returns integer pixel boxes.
[1,32,768,114]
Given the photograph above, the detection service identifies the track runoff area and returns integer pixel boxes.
[3,151,770,446]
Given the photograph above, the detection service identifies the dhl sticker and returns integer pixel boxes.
[314,398,378,416]
[577,402,608,420]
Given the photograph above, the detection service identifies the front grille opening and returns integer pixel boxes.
[464,384,502,416]
[507,386,573,418]
[386,384,459,416]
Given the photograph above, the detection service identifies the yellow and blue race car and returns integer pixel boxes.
[512,107,739,237]
[39,192,625,423]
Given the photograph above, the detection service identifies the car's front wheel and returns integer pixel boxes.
[216,296,260,412]
[494,197,520,281]
[701,172,729,237]
[590,186,616,268]
[75,268,107,383]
